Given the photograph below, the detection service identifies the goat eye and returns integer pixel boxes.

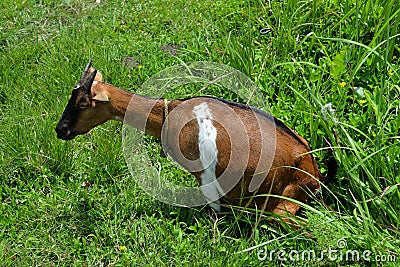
[78,102,88,109]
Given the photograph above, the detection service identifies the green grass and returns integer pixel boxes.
[1,0,399,266]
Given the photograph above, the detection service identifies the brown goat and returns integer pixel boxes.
[55,60,336,215]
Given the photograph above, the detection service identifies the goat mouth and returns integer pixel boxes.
[58,134,75,140]
[57,133,75,140]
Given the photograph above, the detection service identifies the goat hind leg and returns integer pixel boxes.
[272,184,301,216]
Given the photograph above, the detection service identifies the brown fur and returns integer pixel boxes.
[56,63,336,217]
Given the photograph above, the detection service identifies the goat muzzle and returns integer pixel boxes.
[55,123,74,140]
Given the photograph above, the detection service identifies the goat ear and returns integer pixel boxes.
[94,70,103,82]
[92,91,109,102]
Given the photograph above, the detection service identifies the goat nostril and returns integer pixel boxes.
[55,123,70,136]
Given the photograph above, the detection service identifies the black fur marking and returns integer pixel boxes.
[55,89,83,139]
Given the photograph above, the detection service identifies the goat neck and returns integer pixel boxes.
[93,81,167,138]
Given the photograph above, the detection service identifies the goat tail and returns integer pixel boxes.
[320,144,338,185]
